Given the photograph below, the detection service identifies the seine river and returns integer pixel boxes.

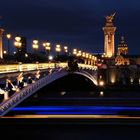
[1,74,140,140]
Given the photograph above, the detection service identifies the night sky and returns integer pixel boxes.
[0,0,140,54]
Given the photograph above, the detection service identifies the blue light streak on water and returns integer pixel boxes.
[11,106,140,115]
[36,111,116,115]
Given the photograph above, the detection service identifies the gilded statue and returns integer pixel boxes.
[105,13,116,23]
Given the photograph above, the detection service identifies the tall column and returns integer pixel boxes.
[111,35,115,56]
[0,28,4,59]
[104,34,108,56]
[102,13,116,58]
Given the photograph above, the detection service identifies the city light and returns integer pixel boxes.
[99,81,105,86]
[64,46,68,53]
[48,55,53,61]
[6,33,11,39]
[32,39,39,50]
[73,48,77,55]
[14,35,22,49]
[55,44,61,55]
[77,50,82,56]
[43,42,51,58]
[3,50,7,54]
[6,33,11,55]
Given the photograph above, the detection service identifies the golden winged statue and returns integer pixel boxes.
[105,13,116,23]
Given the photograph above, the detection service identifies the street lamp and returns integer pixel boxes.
[14,35,22,52]
[32,39,39,53]
[77,50,82,57]
[32,39,39,62]
[43,42,51,56]
[55,44,61,56]
[64,46,68,55]
[6,33,11,55]
[73,48,77,56]
[3,50,7,55]
[14,35,22,62]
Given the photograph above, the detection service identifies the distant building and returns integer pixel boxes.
[115,36,130,65]
[117,36,128,55]
[115,55,130,65]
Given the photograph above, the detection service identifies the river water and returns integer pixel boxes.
[1,74,140,140]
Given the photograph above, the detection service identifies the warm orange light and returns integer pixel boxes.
[82,52,86,57]
[89,55,92,59]
[77,50,82,56]
[32,40,39,50]
[32,44,38,49]
[99,81,104,86]
[73,49,77,55]
[86,53,89,58]
[64,46,68,53]
[46,42,50,46]
[6,33,11,39]
[14,41,22,48]
[56,44,61,52]
[15,36,21,42]
[3,50,7,54]
[33,40,38,44]
[43,43,46,47]
[45,46,51,50]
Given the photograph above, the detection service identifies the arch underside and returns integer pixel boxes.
[53,71,98,86]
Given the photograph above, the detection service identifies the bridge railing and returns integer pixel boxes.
[0,62,97,74]
[78,64,97,70]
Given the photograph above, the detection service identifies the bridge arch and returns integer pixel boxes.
[0,69,98,116]
[48,70,98,87]
[73,71,98,86]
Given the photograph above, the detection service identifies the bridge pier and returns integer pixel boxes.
[98,65,119,86]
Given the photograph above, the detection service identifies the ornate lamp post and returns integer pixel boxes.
[32,39,39,54]
[14,35,22,52]
[32,39,39,62]
[14,35,22,61]
[6,33,11,55]
[43,42,51,57]
[55,44,61,56]
[64,46,68,55]
[72,48,77,56]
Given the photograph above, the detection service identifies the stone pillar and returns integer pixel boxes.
[103,28,116,57]
[104,34,108,56]
[102,13,116,58]
[0,28,4,59]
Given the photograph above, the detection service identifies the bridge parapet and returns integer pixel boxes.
[0,63,97,74]
[78,64,97,70]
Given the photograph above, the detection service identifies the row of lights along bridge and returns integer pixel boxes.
[4,33,97,64]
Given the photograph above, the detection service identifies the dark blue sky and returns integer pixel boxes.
[0,0,140,54]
